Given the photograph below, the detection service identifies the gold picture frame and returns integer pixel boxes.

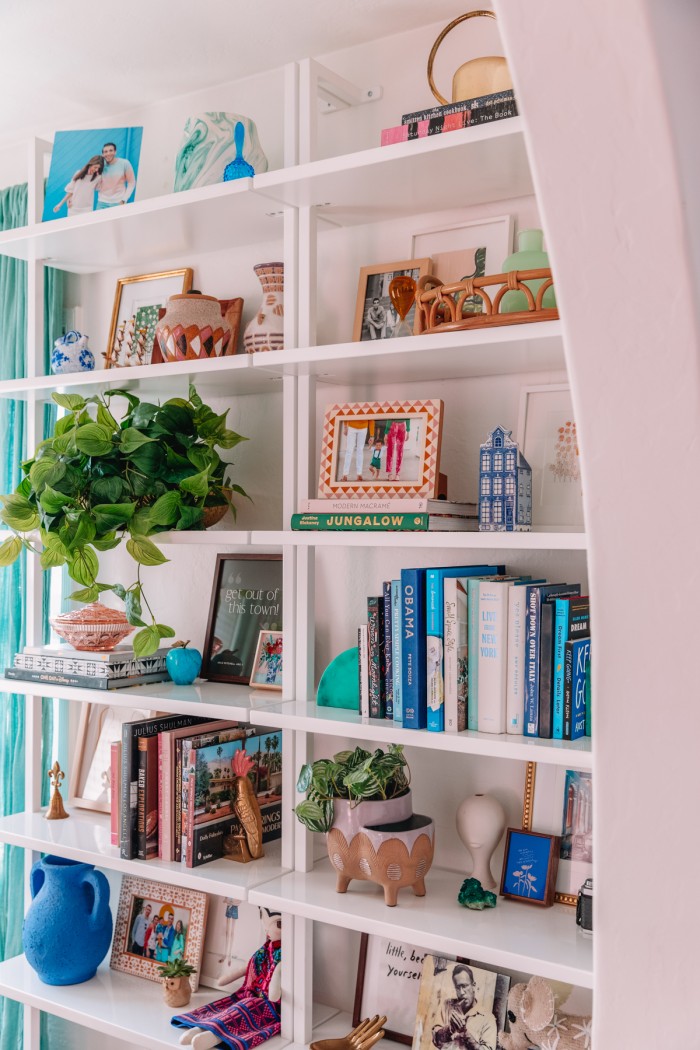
[105,267,193,368]
[353,257,432,341]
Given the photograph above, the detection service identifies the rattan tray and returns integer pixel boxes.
[415,268,558,333]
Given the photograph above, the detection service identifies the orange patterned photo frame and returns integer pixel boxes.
[318,399,444,498]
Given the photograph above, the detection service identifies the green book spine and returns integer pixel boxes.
[291,513,429,531]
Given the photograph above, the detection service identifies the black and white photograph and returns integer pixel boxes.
[353,258,432,340]
[413,957,499,1050]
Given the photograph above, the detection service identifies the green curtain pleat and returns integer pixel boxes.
[0,183,64,1050]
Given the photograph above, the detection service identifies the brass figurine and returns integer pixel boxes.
[46,761,69,820]
[311,1016,387,1050]
[230,750,264,861]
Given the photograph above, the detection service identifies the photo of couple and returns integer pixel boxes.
[128,896,190,965]
[42,126,143,221]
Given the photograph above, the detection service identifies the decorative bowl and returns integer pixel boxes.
[50,602,134,652]
[202,488,233,529]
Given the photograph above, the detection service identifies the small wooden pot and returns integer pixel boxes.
[163,975,192,1008]
[202,488,233,529]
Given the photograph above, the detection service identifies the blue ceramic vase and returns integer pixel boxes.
[23,856,112,985]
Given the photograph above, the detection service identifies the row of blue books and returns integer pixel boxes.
[356,564,591,739]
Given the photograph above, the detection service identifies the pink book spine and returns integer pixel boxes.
[160,733,171,862]
[110,741,121,847]
[381,124,409,146]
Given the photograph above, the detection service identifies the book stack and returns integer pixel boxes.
[7,643,171,690]
[293,497,478,532]
[116,715,283,867]
[380,89,518,147]
[354,564,592,741]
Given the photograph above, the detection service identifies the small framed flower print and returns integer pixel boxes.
[250,631,283,691]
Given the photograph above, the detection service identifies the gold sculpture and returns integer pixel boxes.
[311,1016,387,1050]
[225,750,265,863]
[45,761,69,820]
[427,11,512,105]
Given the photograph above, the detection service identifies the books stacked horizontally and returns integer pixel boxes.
[380,89,518,147]
[7,644,171,691]
[293,498,478,532]
[115,715,283,868]
[356,564,592,742]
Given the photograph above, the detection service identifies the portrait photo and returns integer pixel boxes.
[110,875,207,987]
[42,126,143,222]
[202,554,282,683]
[412,957,498,1050]
[353,258,432,340]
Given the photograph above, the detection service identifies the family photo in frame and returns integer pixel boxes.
[43,127,143,222]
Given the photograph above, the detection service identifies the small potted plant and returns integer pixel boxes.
[158,957,197,1008]
[294,745,435,907]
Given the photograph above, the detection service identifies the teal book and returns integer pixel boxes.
[552,596,590,739]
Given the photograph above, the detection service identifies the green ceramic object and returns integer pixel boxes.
[457,876,498,910]
[316,647,360,710]
[500,228,556,313]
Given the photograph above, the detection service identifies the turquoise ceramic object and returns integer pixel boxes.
[174,112,268,191]
[500,228,556,313]
[223,122,256,181]
[167,643,203,685]
[23,856,112,985]
[316,647,360,710]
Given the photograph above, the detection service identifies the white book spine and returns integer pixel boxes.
[506,587,527,735]
[358,625,370,718]
[300,498,476,514]
[476,580,512,734]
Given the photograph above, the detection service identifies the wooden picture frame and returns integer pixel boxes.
[105,267,193,368]
[353,934,429,1045]
[500,828,560,907]
[202,553,282,684]
[353,257,432,340]
[249,630,283,691]
[522,761,592,906]
[69,703,157,813]
[110,874,208,988]
[317,399,443,499]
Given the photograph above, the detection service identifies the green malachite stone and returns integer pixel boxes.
[316,647,360,710]
[458,877,498,910]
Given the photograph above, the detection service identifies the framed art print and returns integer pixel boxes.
[105,268,193,368]
[411,215,514,311]
[412,956,500,1050]
[250,631,283,691]
[69,703,157,813]
[353,258,432,340]
[354,934,430,1045]
[43,127,143,222]
[110,875,207,988]
[522,761,593,905]
[317,399,443,499]
[500,828,560,907]
[517,383,584,527]
[202,554,282,683]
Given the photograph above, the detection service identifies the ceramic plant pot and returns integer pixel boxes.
[500,229,556,313]
[456,792,506,890]
[163,975,192,1008]
[23,856,112,985]
[174,112,268,191]
[50,601,133,652]
[326,790,435,907]
[243,263,284,353]
[155,293,232,362]
[50,331,95,374]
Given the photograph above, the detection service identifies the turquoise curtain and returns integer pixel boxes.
[0,183,64,1050]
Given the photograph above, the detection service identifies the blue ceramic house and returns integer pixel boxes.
[478,425,532,531]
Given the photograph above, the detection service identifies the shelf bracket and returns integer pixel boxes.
[317,78,382,114]
[299,58,382,163]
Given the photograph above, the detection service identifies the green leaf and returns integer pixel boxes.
[126,536,169,566]
[120,427,157,455]
[68,546,99,586]
[156,403,194,436]
[92,532,121,551]
[296,764,313,793]
[175,505,204,530]
[129,507,154,536]
[52,430,78,456]
[188,384,203,409]
[149,490,181,527]
[125,588,147,627]
[90,476,125,504]
[59,514,96,552]
[29,456,66,491]
[294,799,334,834]
[0,494,40,531]
[54,413,76,437]
[111,583,127,600]
[96,403,118,432]
[129,443,165,475]
[179,469,209,499]
[69,584,100,603]
[40,544,67,569]
[92,502,137,533]
[218,429,247,450]
[133,625,162,658]
[186,446,214,472]
[0,535,22,566]
[74,423,113,457]
[103,389,139,410]
[130,402,159,429]
[39,485,73,515]
[52,393,86,412]
[157,624,176,639]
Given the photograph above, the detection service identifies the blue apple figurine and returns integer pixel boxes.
[166,641,202,685]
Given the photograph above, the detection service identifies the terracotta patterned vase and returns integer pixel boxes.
[326,791,435,907]
[243,263,284,353]
[163,975,192,1008]
[50,602,133,652]
[155,293,233,362]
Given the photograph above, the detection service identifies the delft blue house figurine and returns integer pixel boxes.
[478,425,532,532]
[50,331,94,375]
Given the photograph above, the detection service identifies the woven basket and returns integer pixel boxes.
[415,268,558,334]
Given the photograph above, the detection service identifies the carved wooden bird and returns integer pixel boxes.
[231,749,265,860]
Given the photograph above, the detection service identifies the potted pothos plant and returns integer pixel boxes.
[0,384,247,656]
[157,957,197,1008]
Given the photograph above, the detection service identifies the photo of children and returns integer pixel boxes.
[335,416,423,484]
[43,127,143,222]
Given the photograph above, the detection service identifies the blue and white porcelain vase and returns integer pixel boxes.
[50,330,95,374]
[23,856,112,985]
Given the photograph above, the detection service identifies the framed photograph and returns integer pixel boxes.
[354,935,430,1045]
[411,215,514,312]
[105,268,194,369]
[68,704,157,813]
[250,631,283,691]
[412,956,500,1050]
[202,554,282,684]
[110,875,208,988]
[517,383,584,527]
[318,399,444,499]
[43,127,143,222]
[522,761,592,906]
[500,828,560,907]
[353,258,432,340]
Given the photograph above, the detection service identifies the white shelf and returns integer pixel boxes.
[255,322,565,385]
[0,177,283,273]
[0,677,288,720]
[0,809,290,900]
[252,529,587,551]
[245,700,592,769]
[0,955,291,1050]
[255,121,533,224]
[250,861,593,988]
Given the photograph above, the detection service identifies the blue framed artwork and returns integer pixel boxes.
[42,127,143,222]
[500,828,560,907]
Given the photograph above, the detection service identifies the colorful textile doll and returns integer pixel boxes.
[174,908,281,1050]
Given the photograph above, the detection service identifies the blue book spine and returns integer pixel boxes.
[401,568,427,729]
[564,637,591,740]
[552,599,570,739]
[391,580,403,725]
[383,581,393,720]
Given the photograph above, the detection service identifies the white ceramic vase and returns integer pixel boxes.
[455,792,506,890]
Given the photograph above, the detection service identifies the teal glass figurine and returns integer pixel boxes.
[500,228,556,313]
[458,877,497,910]
[316,647,360,710]
[224,122,256,182]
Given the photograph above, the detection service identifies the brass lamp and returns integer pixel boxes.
[427,10,512,105]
